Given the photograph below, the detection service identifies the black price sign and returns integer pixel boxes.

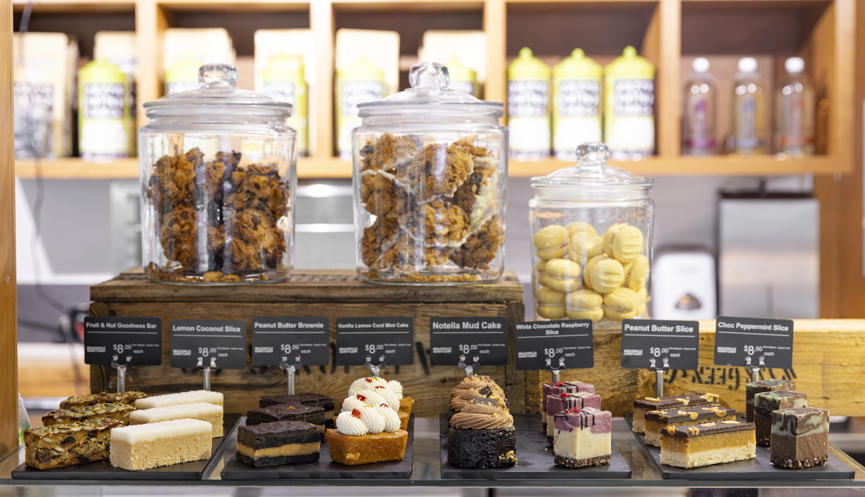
[251,317,330,367]
[429,317,509,366]
[714,317,793,369]
[335,317,414,366]
[84,317,162,365]
[621,319,699,370]
[514,320,593,371]
[169,319,246,369]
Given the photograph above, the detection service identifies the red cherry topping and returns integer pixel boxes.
[553,381,564,386]
[380,403,388,409]
[357,394,366,401]
[365,378,373,383]
[559,392,569,399]
[374,385,385,390]
[351,409,362,419]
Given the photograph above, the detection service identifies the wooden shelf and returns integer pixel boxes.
[14,155,843,180]
[155,0,309,11]
[12,0,134,12]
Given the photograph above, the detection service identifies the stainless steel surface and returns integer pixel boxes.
[294,180,354,270]
[719,198,819,318]
[109,180,141,274]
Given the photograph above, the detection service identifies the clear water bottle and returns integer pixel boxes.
[730,57,768,154]
[775,57,815,156]
[682,57,717,155]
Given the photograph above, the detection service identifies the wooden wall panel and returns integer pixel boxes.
[1,0,19,456]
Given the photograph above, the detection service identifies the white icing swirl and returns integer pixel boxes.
[336,411,368,436]
[348,377,386,395]
[369,386,399,410]
[341,391,388,412]
[341,395,366,412]
[377,405,401,432]
[359,406,386,434]
[384,379,404,399]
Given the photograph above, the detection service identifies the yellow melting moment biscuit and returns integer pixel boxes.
[540,258,582,293]
[603,223,644,263]
[625,254,650,290]
[566,222,597,237]
[536,286,566,319]
[568,231,604,265]
[586,257,625,294]
[534,225,569,260]
[604,287,640,321]
[566,289,604,322]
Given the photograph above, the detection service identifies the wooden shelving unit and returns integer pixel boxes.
[11,0,856,179]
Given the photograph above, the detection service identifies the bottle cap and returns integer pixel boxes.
[785,57,805,74]
[737,57,757,73]
[692,57,710,73]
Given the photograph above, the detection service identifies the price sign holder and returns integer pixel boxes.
[170,319,246,391]
[714,316,794,382]
[621,319,699,398]
[429,317,509,377]
[251,317,330,395]
[335,317,414,370]
[514,320,594,383]
[84,317,162,393]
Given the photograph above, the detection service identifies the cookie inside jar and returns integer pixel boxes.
[352,62,507,284]
[357,133,504,283]
[145,147,291,283]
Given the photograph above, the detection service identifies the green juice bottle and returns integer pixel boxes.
[604,46,655,160]
[336,56,384,160]
[78,59,128,160]
[507,47,551,160]
[165,60,201,96]
[262,54,308,157]
[552,48,602,161]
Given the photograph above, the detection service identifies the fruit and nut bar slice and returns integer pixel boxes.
[24,417,124,470]
[59,391,147,409]
[42,402,134,427]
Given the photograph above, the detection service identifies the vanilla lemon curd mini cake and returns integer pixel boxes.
[326,404,408,466]
[348,376,413,416]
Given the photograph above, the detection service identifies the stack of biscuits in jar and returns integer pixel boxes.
[358,133,504,282]
[533,222,649,322]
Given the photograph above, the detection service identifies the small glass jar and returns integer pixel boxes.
[138,64,296,284]
[529,142,653,324]
[353,62,507,284]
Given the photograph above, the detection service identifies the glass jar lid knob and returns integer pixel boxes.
[199,63,238,89]
[574,141,610,176]
[409,62,449,91]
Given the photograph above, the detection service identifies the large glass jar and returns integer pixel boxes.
[353,62,507,284]
[139,64,296,283]
[529,142,653,324]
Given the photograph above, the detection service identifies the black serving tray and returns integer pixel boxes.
[11,414,241,481]
[220,415,413,480]
[625,415,855,480]
[439,413,631,480]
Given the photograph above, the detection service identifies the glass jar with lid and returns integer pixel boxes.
[353,62,507,284]
[529,142,653,324]
[139,64,296,284]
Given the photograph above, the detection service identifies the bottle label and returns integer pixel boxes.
[83,82,124,119]
[612,79,654,116]
[339,80,383,157]
[262,81,296,105]
[684,95,716,151]
[81,82,127,159]
[165,81,198,95]
[556,79,600,117]
[448,81,475,96]
[13,82,54,158]
[508,80,549,117]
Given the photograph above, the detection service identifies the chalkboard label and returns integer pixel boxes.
[514,320,593,371]
[335,317,414,366]
[251,317,330,367]
[169,319,246,369]
[714,317,794,369]
[429,317,509,366]
[84,317,162,366]
[621,319,699,370]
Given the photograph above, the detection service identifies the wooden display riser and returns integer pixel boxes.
[89,268,527,416]
[90,270,865,417]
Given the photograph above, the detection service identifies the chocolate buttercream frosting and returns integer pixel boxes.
[449,401,514,430]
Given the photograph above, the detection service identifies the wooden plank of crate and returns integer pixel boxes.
[0,0,18,457]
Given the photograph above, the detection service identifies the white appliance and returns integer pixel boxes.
[651,248,717,320]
